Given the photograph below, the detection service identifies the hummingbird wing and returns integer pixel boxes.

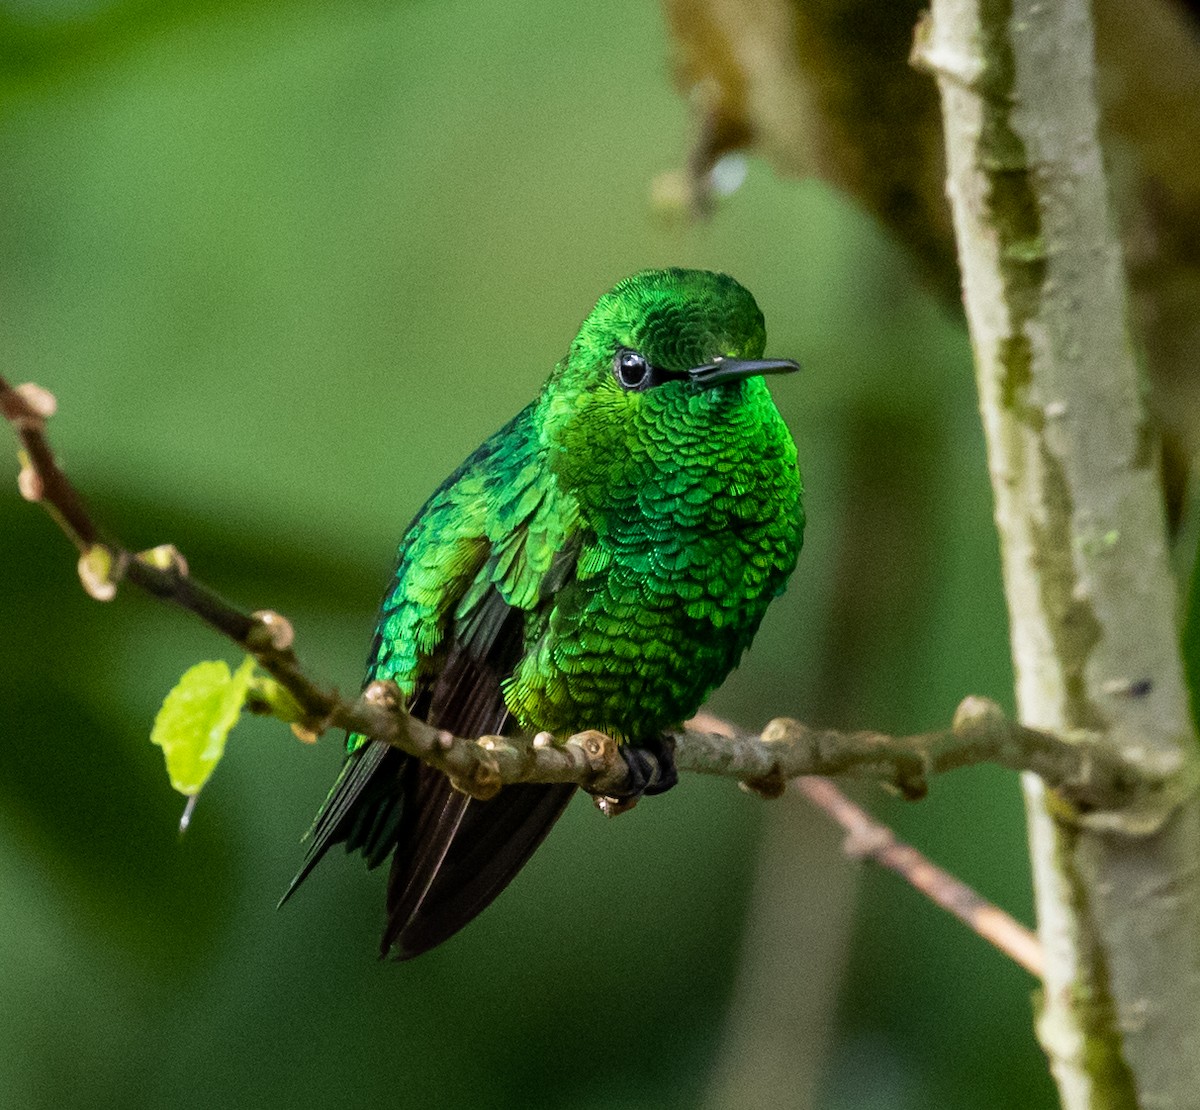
[284,404,582,959]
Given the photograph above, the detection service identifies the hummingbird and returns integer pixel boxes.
[283,268,805,959]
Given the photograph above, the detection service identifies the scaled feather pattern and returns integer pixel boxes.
[285,268,805,959]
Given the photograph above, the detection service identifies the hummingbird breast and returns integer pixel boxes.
[505,382,804,740]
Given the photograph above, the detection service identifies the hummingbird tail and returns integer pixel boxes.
[279,741,406,908]
[383,772,576,960]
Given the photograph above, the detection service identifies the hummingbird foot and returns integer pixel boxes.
[591,733,678,817]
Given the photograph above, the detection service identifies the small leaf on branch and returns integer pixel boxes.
[150,656,257,799]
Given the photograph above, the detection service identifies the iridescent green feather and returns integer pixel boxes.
[357,272,804,745]
[290,267,805,958]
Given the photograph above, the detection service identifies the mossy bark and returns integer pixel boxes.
[917,1,1200,1105]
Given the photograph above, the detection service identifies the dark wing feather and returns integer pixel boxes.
[284,407,581,957]
[382,584,575,959]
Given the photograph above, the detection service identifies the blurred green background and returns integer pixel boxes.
[0,1,1052,1106]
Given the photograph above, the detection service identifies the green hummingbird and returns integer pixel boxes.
[284,268,804,959]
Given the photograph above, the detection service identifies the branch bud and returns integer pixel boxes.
[16,451,43,502]
[362,679,403,712]
[952,695,1007,739]
[14,382,57,420]
[77,544,120,601]
[450,755,502,801]
[248,610,295,652]
[760,717,796,744]
[290,722,320,744]
[138,544,189,576]
[594,794,639,818]
[566,729,620,775]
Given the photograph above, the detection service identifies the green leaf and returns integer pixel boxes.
[150,656,256,796]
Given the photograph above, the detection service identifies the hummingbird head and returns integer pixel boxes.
[541,268,799,523]
[552,268,798,396]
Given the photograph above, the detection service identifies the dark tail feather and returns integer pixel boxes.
[283,582,577,952]
[279,741,406,907]
[384,775,576,960]
[379,768,470,952]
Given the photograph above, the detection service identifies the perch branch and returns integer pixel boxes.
[3,371,1048,972]
[0,371,1179,813]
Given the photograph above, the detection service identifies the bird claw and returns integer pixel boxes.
[593,794,640,817]
[590,734,678,816]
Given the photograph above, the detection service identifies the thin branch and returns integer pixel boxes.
[698,711,1043,975]
[0,371,1179,814]
[1,380,99,548]
[795,775,1043,977]
[2,371,1048,976]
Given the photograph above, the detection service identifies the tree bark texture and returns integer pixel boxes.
[916,2,1200,1106]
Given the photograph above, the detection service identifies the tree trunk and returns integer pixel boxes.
[916,2,1200,1105]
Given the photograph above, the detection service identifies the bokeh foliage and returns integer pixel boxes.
[0,1,1052,1106]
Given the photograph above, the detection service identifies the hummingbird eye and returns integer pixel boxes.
[614,350,652,391]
